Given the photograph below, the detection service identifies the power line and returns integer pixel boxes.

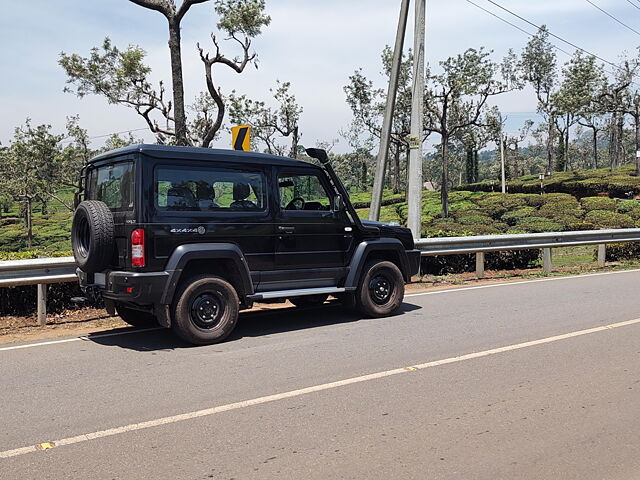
[585,0,640,37]
[625,0,640,11]
[464,0,572,57]
[483,0,638,77]
[465,0,640,89]
[59,127,149,145]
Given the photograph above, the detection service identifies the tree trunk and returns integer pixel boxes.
[592,126,598,169]
[547,115,555,173]
[289,126,299,159]
[26,197,32,249]
[441,135,449,218]
[616,113,624,170]
[361,161,367,189]
[393,145,401,194]
[465,147,474,183]
[564,114,570,171]
[168,21,188,146]
[635,113,640,176]
[474,150,479,183]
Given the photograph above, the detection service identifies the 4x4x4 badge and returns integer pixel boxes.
[170,227,206,234]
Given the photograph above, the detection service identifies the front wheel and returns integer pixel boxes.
[355,260,405,317]
[172,275,239,345]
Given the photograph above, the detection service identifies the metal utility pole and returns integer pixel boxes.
[500,132,506,193]
[406,0,426,238]
[369,0,410,221]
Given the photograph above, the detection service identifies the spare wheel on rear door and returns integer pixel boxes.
[72,200,115,273]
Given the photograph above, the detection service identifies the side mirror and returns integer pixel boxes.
[332,194,345,212]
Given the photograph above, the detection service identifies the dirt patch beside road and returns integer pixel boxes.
[1,263,636,345]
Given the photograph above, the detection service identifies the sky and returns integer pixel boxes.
[1,0,639,153]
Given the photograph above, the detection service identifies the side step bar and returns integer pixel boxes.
[248,287,348,301]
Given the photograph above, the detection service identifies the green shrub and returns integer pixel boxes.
[421,249,540,275]
[580,197,617,212]
[515,217,564,233]
[501,207,536,226]
[605,242,640,261]
[617,200,640,219]
[584,210,635,229]
[476,193,527,218]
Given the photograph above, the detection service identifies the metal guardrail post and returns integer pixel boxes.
[476,252,485,278]
[543,248,553,274]
[597,244,606,267]
[37,283,47,326]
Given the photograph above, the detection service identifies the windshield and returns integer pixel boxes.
[87,161,134,211]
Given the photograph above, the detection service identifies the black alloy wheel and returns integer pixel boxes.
[355,260,404,317]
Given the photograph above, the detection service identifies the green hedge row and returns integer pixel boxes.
[458,165,640,198]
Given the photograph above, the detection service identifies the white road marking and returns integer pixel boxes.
[2,268,640,353]
[0,327,162,352]
[405,268,640,298]
[2,315,640,460]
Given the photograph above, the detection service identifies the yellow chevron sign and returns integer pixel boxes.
[231,125,251,151]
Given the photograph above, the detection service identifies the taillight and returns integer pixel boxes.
[131,228,145,267]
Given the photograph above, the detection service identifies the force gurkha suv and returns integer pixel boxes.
[72,145,420,345]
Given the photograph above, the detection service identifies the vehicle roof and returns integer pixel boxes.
[89,144,316,168]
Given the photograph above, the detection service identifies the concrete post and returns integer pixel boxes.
[597,244,606,267]
[406,0,426,238]
[369,0,410,221]
[475,252,485,279]
[37,283,47,326]
[543,248,552,274]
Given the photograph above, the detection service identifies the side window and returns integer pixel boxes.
[278,173,331,212]
[87,161,134,211]
[156,165,266,212]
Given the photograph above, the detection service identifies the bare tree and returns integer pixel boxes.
[128,0,209,145]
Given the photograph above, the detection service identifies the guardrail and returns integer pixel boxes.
[3,227,640,325]
[0,257,76,325]
[415,228,640,278]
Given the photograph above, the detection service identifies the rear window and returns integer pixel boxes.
[155,165,267,212]
[87,161,134,211]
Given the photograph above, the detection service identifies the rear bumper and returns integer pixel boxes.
[406,249,421,278]
[78,268,169,305]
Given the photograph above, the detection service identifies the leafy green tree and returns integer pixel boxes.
[425,47,520,217]
[60,39,175,143]
[128,0,210,145]
[521,26,557,173]
[553,51,606,171]
[344,48,414,194]
[60,0,270,146]
[228,81,302,157]
[197,0,271,147]
[3,121,63,248]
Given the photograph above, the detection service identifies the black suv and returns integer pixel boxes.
[72,144,420,345]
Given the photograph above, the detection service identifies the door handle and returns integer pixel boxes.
[278,225,295,234]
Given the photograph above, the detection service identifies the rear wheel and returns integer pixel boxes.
[289,294,328,307]
[355,260,404,317]
[115,304,157,328]
[172,275,239,345]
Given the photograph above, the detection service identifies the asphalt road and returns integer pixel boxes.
[2,270,640,479]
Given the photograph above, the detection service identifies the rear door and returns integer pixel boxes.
[148,161,275,287]
[86,157,136,269]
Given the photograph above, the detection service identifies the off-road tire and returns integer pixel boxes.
[115,304,157,328]
[172,275,239,345]
[355,260,404,317]
[289,294,329,307]
[72,200,115,273]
